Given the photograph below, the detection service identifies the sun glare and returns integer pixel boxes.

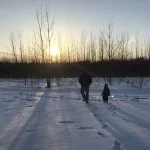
[50,45,59,56]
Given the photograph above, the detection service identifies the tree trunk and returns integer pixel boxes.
[47,78,50,88]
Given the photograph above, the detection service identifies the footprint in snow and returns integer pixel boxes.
[102,124,107,128]
[112,140,125,150]
[98,132,105,137]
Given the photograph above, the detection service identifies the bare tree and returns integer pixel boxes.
[90,33,96,62]
[45,5,54,62]
[36,9,45,62]
[104,21,114,84]
[146,41,150,60]
[66,36,71,63]
[18,32,24,63]
[135,33,139,59]
[57,33,63,62]
[140,43,144,58]
[105,22,114,61]
[81,31,87,61]
[34,4,54,87]
[9,32,18,63]
[70,37,76,62]
[32,32,39,63]
[98,31,105,61]
[117,33,129,60]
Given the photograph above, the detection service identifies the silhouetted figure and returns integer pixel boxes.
[101,84,110,103]
[79,71,92,103]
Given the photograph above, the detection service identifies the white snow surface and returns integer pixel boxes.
[0,78,150,150]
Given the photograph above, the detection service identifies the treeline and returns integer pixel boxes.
[2,6,150,79]
[0,59,150,78]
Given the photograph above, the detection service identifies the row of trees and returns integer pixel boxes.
[1,5,150,83]
[0,59,150,78]
[4,28,150,63]
[1,5,150,63]
[7,5,54,63]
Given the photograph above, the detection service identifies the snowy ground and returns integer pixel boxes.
[0,78,150,150]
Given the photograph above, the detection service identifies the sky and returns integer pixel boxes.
[0,0,150,53]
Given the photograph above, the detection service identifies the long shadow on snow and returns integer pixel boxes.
[110,103,150,130]
[7,89,50,150]
[87,103,150,150]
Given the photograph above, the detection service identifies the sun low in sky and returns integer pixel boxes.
[50,44,59,57]
[0,0,150,59]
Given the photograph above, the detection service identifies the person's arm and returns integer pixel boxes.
[101,89,104,95]
[89,76,92,85]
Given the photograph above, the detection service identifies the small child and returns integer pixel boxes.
[101,84,110,103]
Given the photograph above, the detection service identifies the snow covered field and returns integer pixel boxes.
[0,78,150,150]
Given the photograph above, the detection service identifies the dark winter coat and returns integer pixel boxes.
[102,87,110,97]
[79,73,92,87]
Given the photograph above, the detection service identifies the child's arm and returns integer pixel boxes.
[101,89,104,95]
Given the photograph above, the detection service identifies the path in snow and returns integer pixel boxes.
[87,98,150,150]
[0,85,115,150]
[0,80,150,150]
